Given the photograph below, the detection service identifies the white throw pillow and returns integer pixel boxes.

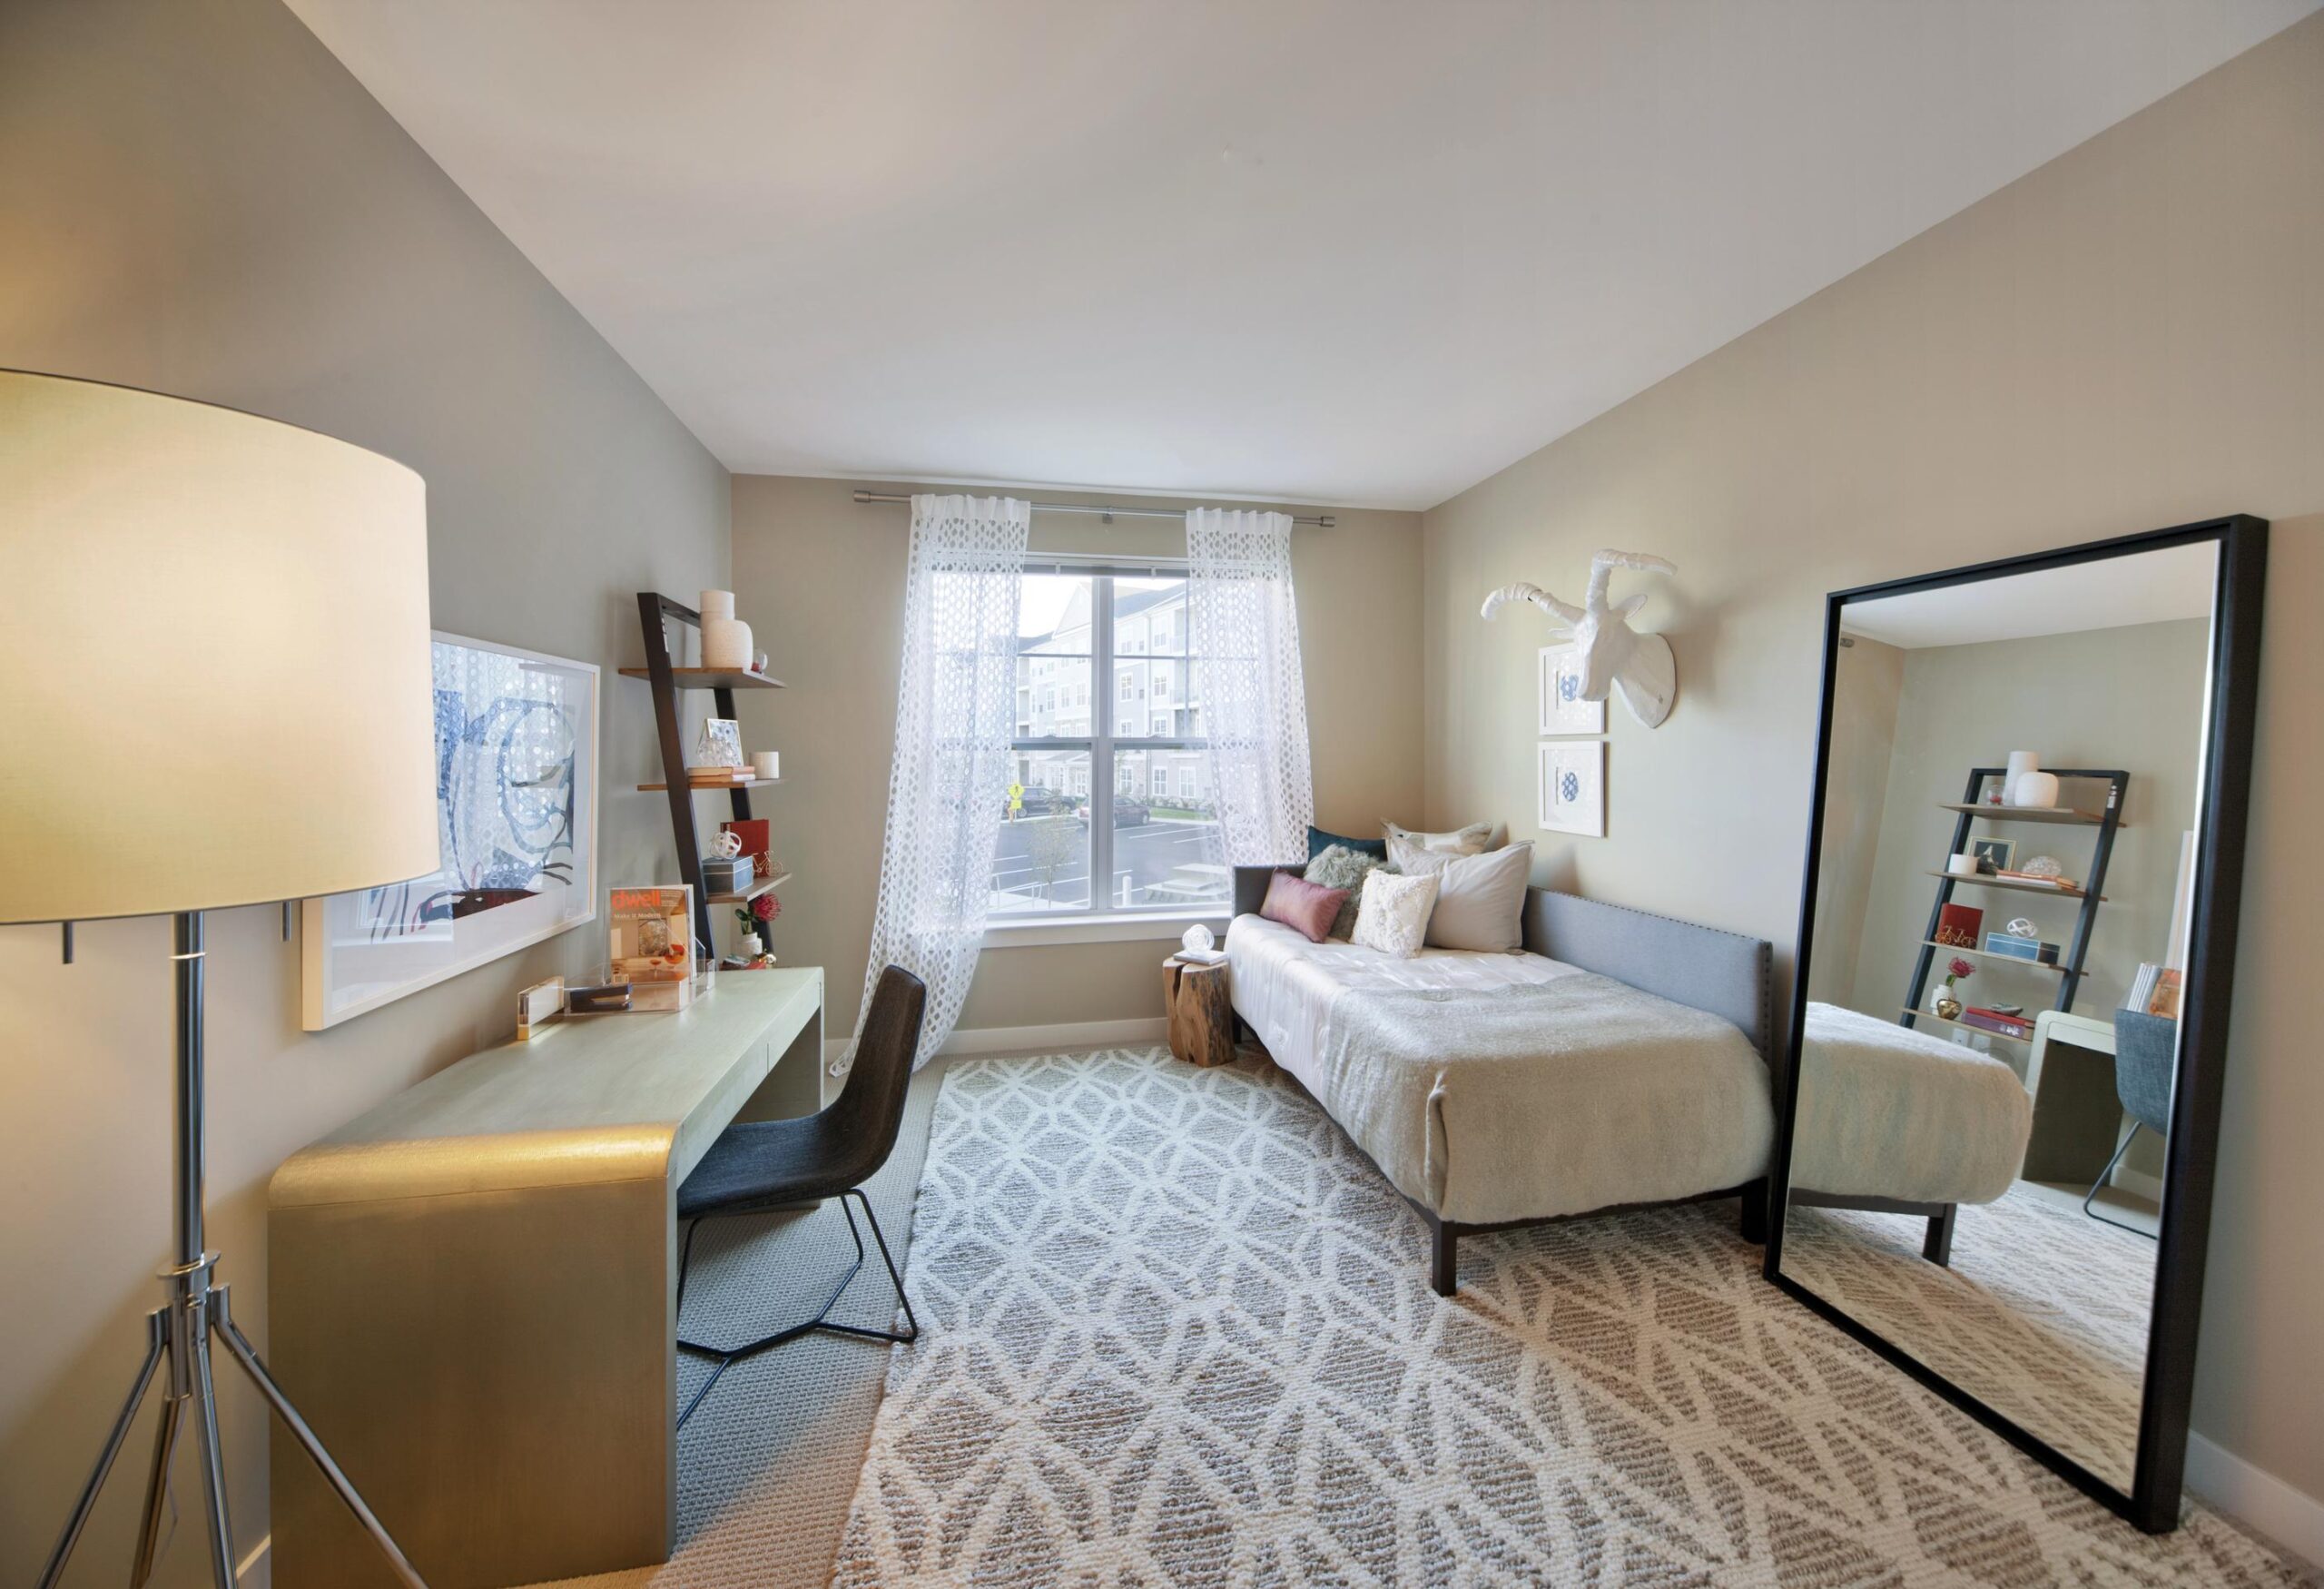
[1384,819,1508,855]
[1352,869,1440,959]
[1395,841,1533,952]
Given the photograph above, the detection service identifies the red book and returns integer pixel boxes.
[1935,903,1984,949]
[1960,1006,2033,1039]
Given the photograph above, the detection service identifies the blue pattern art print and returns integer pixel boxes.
[1539,644,1607,735]
[301,635,599,1029]
[1538,740,1606,838]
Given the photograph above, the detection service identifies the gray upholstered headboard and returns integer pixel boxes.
[1229,865,1773,1059]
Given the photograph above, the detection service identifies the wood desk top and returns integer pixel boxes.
[271,968,822,1209]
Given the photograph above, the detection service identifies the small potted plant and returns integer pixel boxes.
[1931,956,1974,1021]
[734,892,779,962]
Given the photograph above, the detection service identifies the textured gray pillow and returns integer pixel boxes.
[1304,843,1384,938]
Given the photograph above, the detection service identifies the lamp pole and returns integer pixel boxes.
[38,914,429,1589]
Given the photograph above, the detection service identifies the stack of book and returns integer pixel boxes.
[1958,1005,2034,1040]
[2126,963,2183,1019]
[1995,867,2078,891]
[686,765,753,787]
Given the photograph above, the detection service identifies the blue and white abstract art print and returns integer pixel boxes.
[301,633,598,1029]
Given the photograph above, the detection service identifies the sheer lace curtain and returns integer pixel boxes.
[1186,508,1315,864]
[845,494,1029,1073]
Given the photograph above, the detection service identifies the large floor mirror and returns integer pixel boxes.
[1766,516,2265,1532]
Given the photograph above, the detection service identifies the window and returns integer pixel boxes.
[991,571,1227,917]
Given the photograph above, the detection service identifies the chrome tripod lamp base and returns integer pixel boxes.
[37,916,428,1589]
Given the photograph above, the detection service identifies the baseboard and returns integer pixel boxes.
[2187,1433,2324,1571]
[822,1016,1169,1069]
[2111,1164,2164,1203]
[237,1534,270,1586]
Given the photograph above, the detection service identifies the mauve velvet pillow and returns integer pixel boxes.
[1261,870,1348,944]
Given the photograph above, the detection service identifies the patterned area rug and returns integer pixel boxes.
[834,1047,2303,1587]
[1783,1185,2156,1494]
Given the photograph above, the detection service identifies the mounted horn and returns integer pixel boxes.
[1481,548,1678,728]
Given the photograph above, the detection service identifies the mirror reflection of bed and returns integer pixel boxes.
[1780,539,2214,1495]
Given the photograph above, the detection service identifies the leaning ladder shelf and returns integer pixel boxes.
[1902,765,2127,1040]
[626,592,787,949]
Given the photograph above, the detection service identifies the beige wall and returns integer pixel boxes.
[0,1,728,1580]
[1807,637,1905,1006]
[730,474,1423,1041]
[1843,619,2208,1026]
[1421,12,2324,1505]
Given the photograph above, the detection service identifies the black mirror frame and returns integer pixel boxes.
[1761,514,2268,1535]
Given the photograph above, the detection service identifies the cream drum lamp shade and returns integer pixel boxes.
[0,370,439,923]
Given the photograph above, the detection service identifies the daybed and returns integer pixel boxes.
[1228,867,1775,1294]
[1226,867,2036,1292]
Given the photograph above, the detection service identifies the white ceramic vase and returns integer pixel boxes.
[2004,750,2041,806]
[699,588,735,620]
[703,616,753,670]
[741,932,763,957]
[2014,770,2060,809]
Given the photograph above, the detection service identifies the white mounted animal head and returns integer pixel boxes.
[1481,548,1679,727]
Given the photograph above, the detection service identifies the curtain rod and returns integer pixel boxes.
[850,489,1333,528]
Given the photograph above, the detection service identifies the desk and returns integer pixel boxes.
[268,968,823,1589]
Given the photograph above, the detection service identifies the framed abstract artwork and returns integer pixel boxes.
[1538,644,1606,735]
[1539,740,1606,837]
[301,633,599,1029]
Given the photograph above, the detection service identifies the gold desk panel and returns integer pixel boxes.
[269,968,823,1588]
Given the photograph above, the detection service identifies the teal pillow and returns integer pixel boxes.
[1306,824,1387,861]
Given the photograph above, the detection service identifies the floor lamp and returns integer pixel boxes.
[2,370,440,1588]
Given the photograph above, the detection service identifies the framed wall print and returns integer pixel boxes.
[302,633,600,1029]
[1539,740,1606,836]
[1539,644,1606,735]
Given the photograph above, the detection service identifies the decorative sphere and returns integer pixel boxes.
[1181,923,1216,955]
[2006,917,2038,938]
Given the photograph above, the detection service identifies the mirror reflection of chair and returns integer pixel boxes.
[673,964,928,1428]
[2086,1009,2175,1237]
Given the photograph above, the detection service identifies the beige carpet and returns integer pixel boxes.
[833,1046,2309,1587]
[1783,1183,2158,1495]
[523,1055,954,1589]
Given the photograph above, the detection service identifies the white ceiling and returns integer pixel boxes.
[1840,541,2218,649]
[288,1,2317,510]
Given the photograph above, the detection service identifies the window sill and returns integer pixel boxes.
[980,909,1231,950]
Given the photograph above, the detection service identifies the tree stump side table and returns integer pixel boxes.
[1164,955,1236,1069]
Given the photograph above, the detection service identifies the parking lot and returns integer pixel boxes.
[990,814,1228,911]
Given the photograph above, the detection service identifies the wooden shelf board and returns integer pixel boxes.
[1937,802,2112,827]
[1924,870,2099,901]
[706,871,791,904]
[1919,940,2065,972]
[636,776,783,793]
[617,666,786,690]
[1899,1008,2033,1043]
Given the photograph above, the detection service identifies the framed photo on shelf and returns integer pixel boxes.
[1971,836,2016,873]
[1539,741,1607,837]
[1538,645,1606,735]
[301,633,599,1030]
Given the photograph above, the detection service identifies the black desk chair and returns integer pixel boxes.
[2086,1008,2175,1238]
[674,964,926,1427]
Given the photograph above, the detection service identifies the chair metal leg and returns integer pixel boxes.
[2084,1121,2160,1238]
[37,1310,165,1589]
[675,1218,700,1315]
[673,1190,919,1430]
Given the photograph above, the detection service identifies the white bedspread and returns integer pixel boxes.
[1793,1002,2033,1206]
[1226,914,1774,1224]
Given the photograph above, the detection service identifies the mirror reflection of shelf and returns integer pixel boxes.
[635,777,783,792]
[1900,1007,2032,1043]
[1936,802,2114,827]
[707,870,791,905]
[1921,871,2100,901]
[1918,940,2066,972]
[616,666,786,690]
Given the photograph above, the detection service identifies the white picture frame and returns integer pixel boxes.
[301,633,600,1030]
[1539,740,1607,837]
[1539,645,1606,735]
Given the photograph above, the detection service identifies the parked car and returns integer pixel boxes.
[1076,796,1152,827]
